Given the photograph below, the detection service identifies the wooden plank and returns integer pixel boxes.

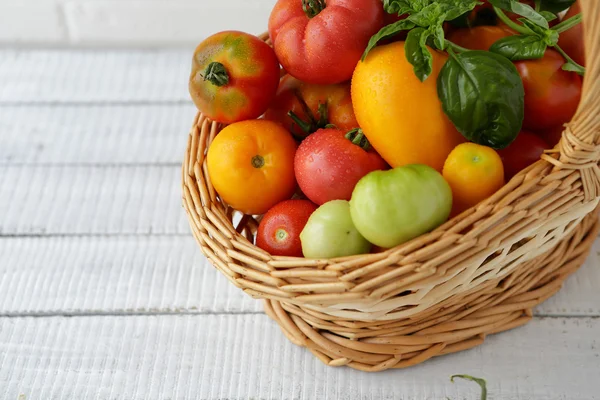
[0,50,191,104]
[63,0,271,47]
[0,165,189,235]
[0,236,598,317]
[0,315,598,399]
[0,236,260,315]
[0,104,196,165]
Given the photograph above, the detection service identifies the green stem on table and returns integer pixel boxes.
[553,13,583,33]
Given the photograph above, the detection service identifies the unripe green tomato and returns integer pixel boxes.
[350,164,452,248]
[300,200,371,259]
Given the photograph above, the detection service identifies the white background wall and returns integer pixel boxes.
[0,0,274,47]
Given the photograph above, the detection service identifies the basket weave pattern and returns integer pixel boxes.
[183,0,600,372]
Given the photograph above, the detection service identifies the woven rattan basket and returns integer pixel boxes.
[182,1,600,372]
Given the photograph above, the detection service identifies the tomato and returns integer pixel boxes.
[558,2,585,66]
[448,25,515,51]
[264,76,358,140]
[443,143,504,216]
[294,128,388,206]
[207,120,297,215]
[268,0,385,85]
[256,200,318,257]
[189,31,280,124]
[349,165,452,248]
[301,200,371,259]
[498,131,549,180]
[515,49,582,131]
[352,41,465,171]
[539,124,564,147]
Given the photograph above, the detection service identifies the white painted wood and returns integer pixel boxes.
[0,236,260,315]
[0,315,598,399]
[0,104,196,165]
[0,236,597,316]
[0,0,66,44]
[63,0,272,47]
[0,165,188,235]
[0,50,191,104]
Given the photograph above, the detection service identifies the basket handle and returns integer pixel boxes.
[546,0,600,202]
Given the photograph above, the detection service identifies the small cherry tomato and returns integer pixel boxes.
[269,0,385,84]
[207,120,297,215]
[189,31,280,124]
[295,128,388,205]
[515,49,582,131]
[448,25,515,51]
[256,200,318,257]
[558,2,585,67]
[264,76,358,140]
[498,131,550,180]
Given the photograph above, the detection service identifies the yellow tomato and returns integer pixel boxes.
[443,143,505,216]
[207,120,297,215]
[352,41,464,171]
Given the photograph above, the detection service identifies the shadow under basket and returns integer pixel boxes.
[182,0,600,372]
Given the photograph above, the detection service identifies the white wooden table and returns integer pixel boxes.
[0,49,599,400]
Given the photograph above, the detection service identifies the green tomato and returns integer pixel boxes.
[300,200,371,259]
[350,164,452,249]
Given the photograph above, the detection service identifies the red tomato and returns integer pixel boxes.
[264,76,358,140]
[448,25,515,51]
[539,125,565,148]
[256,200,318,257]
[189,31,280,124]
[498,131,550,180]
[268,0,385,85]
[515,49,582,131]
[295,128,388,205]
[559,2,585,66]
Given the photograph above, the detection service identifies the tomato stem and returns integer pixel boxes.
[251,155,265,169]
[302,0,326,18]
[204,62,230,87]
[553,13,582,34]
[493,7,531,36]
[345,128,372,151]
[287,97,330,139]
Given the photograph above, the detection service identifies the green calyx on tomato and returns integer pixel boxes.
[344,128,372,151]
[349,165,452,249]
[302,0,326,18]
[287,97,331,138]
[300,200,371,259]
[203,62,230,87]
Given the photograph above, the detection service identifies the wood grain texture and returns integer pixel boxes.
[1,315,599,400]
[0,236,597,317]
[0,165,188,235]
[0,104,196,165]
[0,50,190,104]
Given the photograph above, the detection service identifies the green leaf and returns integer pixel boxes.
[539,0,576,13]
[405,27,434,82]
[437,50,524,149]
[490,35,547,60]
[540,10,558,22]
[433,25,446,50]
[562,61,585,76]
[408,3,445,27]
[488,0,549,28]
[521,19,559,45]
[437,0,480,20]
[450,375,488,400]
[362,19,416,60]
[383,0,413,15]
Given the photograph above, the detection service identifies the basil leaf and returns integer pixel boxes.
[539,0,576,13]
[383,0,413,15]
[408,3,445,27]
[437,51,524,149]
[490,35,547,60]
[437,0,480,20]
[540,11,558,22]
[362,19,416,60]
[520,19,559,45]
[562,61,585,76]
[433,25,446,50]
[405,27,434,82]
[488,0,549,28]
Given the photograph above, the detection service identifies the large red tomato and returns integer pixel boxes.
[559,2,585,67]
[448,25,515,51]
[256,200,318,257]
[498,131,550,180]
[189,31,280,124]
[268,0,385,85]
[515,49,582,131]
[295,128,388,205]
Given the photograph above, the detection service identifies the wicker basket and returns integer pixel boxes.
[182,1,600,372]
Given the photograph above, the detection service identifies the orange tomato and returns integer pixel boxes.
[443,143,505,216]
[352,42,464,171]
[448,25,515,51]
[264,76,358,140]
[207,120,297,215]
